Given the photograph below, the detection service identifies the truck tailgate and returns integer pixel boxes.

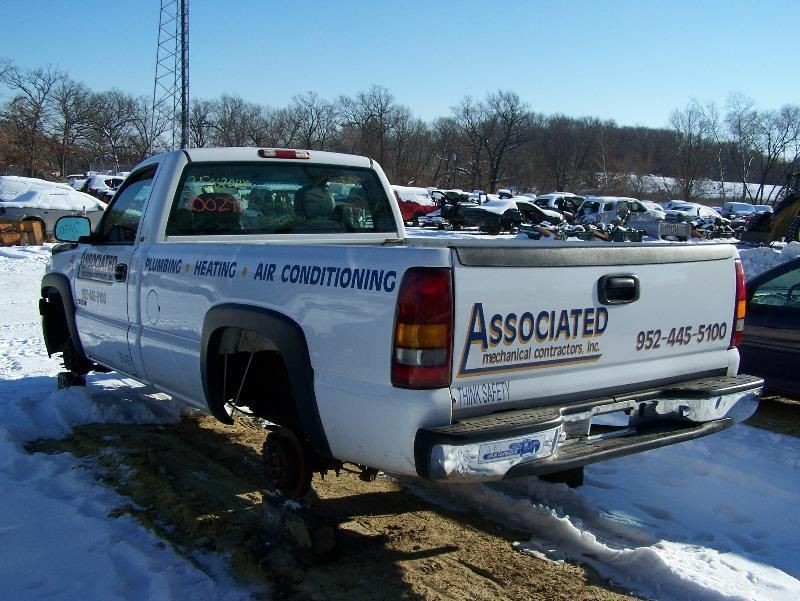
[450,243,739,416]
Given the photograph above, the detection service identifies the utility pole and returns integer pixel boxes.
[180,0,189,149]
[152,0,189,150]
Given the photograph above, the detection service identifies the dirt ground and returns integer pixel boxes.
[29,413,640,601]
[27,393,799,600]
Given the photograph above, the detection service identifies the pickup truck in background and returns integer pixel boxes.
[40,147,763,498]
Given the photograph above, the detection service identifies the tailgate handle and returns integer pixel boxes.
[598,274,639,305]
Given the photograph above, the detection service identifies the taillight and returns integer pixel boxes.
[257,149,310,159]
[730,259,746,348]
[392,268,453,388]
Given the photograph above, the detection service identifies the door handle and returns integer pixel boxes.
[598,274,639,305]
[114,263,128,282]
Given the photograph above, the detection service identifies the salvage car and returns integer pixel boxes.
[533,192,584,220]
[0,175,106,237]
[576,196,665,237]
[81,175,125,202]
[663,202,723,222]
[738,257,800,396]
[462,197,563,233]
[392,185,438,225]
[417,208,448,229]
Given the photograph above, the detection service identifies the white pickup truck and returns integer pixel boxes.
[40,147,762,497]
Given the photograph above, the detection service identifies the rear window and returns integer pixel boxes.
[165,162,397,236]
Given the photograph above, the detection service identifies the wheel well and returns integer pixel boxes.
[208,327,300,428]
[201,304,333,461]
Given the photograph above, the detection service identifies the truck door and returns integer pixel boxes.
[72,168,156,375]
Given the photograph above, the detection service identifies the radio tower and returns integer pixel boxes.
[152,0,189,149]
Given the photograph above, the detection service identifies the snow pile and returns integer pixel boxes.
[0,175,105,211]
[739,242,800,280]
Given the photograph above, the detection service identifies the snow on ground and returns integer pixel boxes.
[631,175,782,203]
[0,247,261,600]
[0,241,798,600]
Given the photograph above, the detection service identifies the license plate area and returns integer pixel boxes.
[588,409,632,437]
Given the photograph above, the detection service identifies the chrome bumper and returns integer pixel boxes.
[415,374,762,482]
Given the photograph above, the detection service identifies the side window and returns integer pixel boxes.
[751,266,800,308]
[97,168,156,243]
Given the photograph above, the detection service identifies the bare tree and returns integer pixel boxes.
[669,100,716,199]
[339,85,399,167]
[452,96,486,190]
[389,107,434,185]
[725,93,758,199]
[129,96,173,162]
[86,90,136,172]
[535,115,596,192]
[482,91,530,192]
[48,76,93,176]
[0,65,62,176]
[189,98,215,148]
[286,91,339,150]
[211,95,269,146]
[750,104,800,200]
[429,117,460,188]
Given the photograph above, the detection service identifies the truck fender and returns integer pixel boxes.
[200,304,332,460]
[40,272,89,363]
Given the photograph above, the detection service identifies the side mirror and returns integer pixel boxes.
[54,216,91,242]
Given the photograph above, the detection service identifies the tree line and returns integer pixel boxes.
[2,59,799,201]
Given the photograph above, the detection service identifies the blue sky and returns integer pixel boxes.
[1,0,797,128]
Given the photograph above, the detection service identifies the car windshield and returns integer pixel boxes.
[727,203,755,213]
[165,162,397,236]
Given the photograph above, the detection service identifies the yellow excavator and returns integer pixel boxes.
[740,172,800,243]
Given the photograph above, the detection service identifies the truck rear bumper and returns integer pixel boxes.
[415,374,763,482]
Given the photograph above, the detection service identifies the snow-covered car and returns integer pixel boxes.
[753,204,773,214]
[739,256,800,396]
[0,176,106,237]
[462,197,563,233]
[81,175,125,202]
[661,199,694,211]
[391,185,438,225]
[664,202,723,222]
[641,200,666,215]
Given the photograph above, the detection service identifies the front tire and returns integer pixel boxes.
[262,427,313,499]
